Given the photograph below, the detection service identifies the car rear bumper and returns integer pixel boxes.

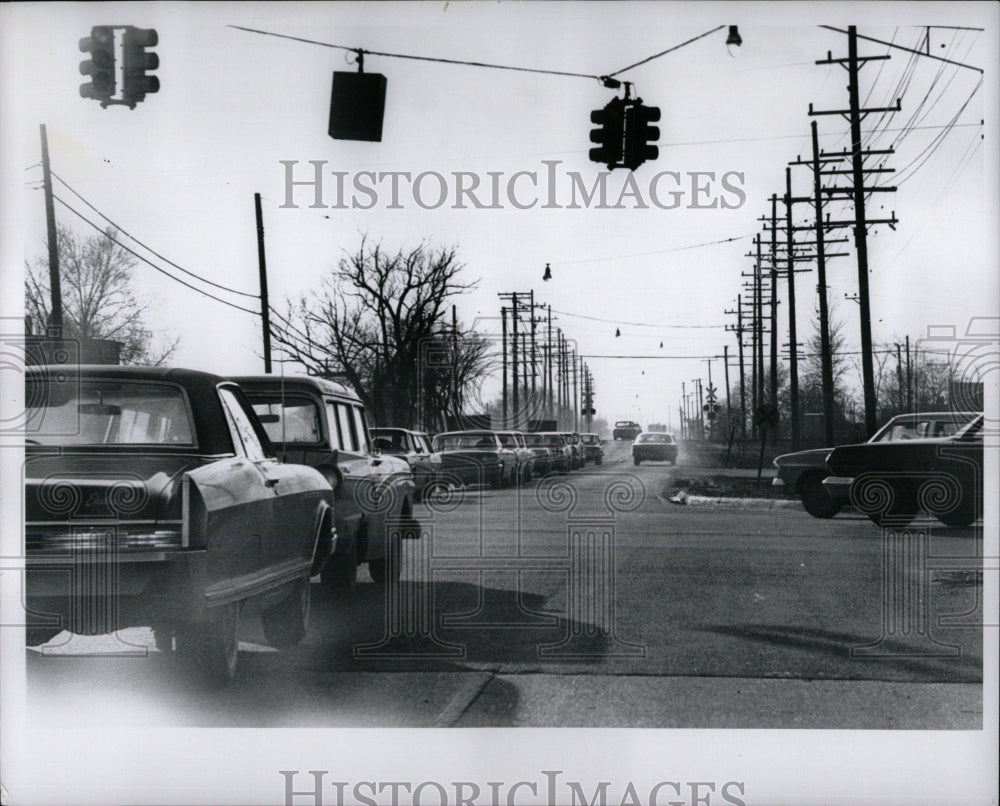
[26,548,210,634]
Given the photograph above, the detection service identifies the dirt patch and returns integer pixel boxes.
[663,474,797,501]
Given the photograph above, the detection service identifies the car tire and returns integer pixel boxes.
[935,496,980,528]
[321,539,358,598]
[633,457,640,466]
[178,602,240,685]
[799,474,842,519]
[26,626,63,646]
[864,480,918,528]
[595,456,603,466]
[369,534,401,584]
[260,577,310,650]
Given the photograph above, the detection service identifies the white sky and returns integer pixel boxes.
[3,2,997,427]
[1,3,998,804]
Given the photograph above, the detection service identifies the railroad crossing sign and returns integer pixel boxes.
[705,384,718,403]
[753,403,780,430]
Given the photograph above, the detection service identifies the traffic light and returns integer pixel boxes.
[79,26,116,103]
[329,71,388,141]
[588,97,625,169]
[623,102,661,171]
[121,26,159,107]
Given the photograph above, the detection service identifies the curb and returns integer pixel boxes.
[656,493,803,511]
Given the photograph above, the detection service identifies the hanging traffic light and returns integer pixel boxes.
[623,101,661,171]
[588,97,625,169]
[79,26,116,104]
[329,67,388,141]
[121,26,159,107]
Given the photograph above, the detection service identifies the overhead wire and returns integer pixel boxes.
[48,170,260,299]
[51,194,262,317]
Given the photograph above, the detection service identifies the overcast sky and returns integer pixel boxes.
[3,2,996,428]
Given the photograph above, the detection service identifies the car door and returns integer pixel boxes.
[220,387,317,568]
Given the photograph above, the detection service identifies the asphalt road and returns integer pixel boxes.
[26,441,984,728]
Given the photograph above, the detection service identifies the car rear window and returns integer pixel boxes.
[26,379,195,447]
[250,396,323,444]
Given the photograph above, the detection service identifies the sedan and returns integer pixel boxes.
[580,433,604,465]
[370,427,442,500]
[431,431,516,488]
[24,365,334,682]
[632,432,678,465]
[773,411,979,519]
[824,413,984,527]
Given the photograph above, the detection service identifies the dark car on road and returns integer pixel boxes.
[613,420,642,441]
[24,365,334,682]
[522,432,555,474]
[431,430,517,488]
[370,427,442,501]
[235,374,416,595]
[773,411,979,519]
[537,432,572,473]
[580,433,604,465]
[824,413,984,527]
[631,432,678,465]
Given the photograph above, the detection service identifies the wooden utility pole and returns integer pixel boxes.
[501,307,508,422]
[254,193,272,373]
[547,306,554,419]
[812,25,901,437]
[40,125,62,333]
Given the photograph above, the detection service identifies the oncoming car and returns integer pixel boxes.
[613,421,642,441]
[631,432,678,465]
[24,365,334,682]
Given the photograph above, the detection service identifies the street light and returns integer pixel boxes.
[543,263,552,281]
[726,25,742,57]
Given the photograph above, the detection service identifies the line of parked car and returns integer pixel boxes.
[21,364,610,683]
[773,410,984,527]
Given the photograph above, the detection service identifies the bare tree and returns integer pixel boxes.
[25,226,179,365]
[270,237,487,428]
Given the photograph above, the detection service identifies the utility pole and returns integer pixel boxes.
[896,343,905,411]
[451,305,459,419]
[783,168,800,448]
[769,194,779,409]
[681,382,687,441]
[40,125,63,333]
[905,335,913,412]
[755,235,765,414]
[723,345,731,421]
[571,347,579,432]
[529,290,537,411]
[812,25,901,437]
[501,307,508,424]
[547,306,554,419]
[254,193,273,373]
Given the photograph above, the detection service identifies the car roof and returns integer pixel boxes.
[233,373,359,401]
[26,364,239,455]
[435,430,495,437]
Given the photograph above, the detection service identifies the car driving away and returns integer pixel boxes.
[631,432,678,465]
[24,365,334,683]
[580,433,604,465]
[613,420,642,440]
[772,411,979,519]
[431,430,516,488]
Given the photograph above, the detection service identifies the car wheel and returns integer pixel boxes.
[633,457,640,466]
[864,480,918,528]
[595,456,603,466]
[178,602,240,684]
[321,538,358,598]
[25,626,63,646]
[260,577,310,649]
[369,534,401,584]
[935,497,980,528]
[799,474,842,519]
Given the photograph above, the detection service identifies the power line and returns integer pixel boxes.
[554,233,753,266]
[551,309,724,329]
[228,25,601,81]
[48,170,259,299]
[606,26,726,77]
[819,25,983,73]
[52,194,262,317]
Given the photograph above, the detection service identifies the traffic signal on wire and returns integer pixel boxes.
[121,27,160,107]
[624,102,661,171]
[79,26,116,103]
[589,97,625,169]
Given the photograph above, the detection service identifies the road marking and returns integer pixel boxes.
[432,669,494,727]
